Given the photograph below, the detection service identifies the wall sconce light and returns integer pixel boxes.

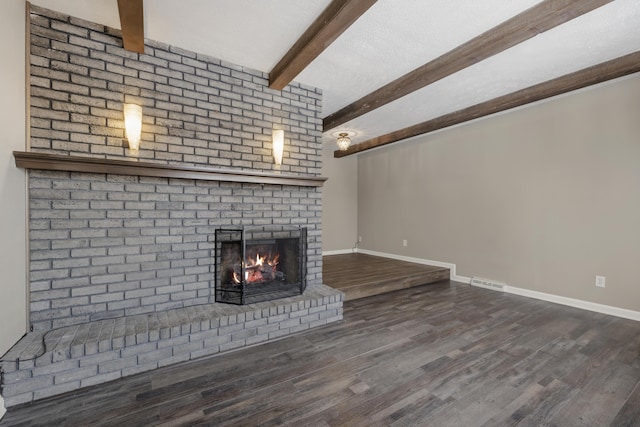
[124,103,142,151]
[336,132,351,151]
[272,129,284,165]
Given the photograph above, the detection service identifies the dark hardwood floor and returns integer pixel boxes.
[323,253,450,300]
[2,281,639,426]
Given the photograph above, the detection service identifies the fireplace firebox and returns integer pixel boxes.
[214,227,307,305]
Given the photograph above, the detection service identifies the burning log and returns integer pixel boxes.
[247,264,276,282]
[231,252,285,285]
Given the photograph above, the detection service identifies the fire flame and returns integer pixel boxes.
[231,252,280,284]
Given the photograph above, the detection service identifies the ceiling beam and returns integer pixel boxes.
[324,0,614,131]
[117,0,145,53]
[269,0,377,90]
[334,51,640,157]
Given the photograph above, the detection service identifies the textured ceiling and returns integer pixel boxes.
[333,0,640,143]
[296,0,543,115]
[30,0,640,150]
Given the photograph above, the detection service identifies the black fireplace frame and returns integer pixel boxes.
[214,226,307,305]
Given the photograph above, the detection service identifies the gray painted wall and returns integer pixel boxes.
[357,73,640,312]
[0,0,27,356]
[321,142,358,252]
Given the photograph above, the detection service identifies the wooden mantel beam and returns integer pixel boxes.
[269,0,377,90]
[117,0,145,53]
[14,152,328,187]
[323,0,614,131]
[334,51,640,157]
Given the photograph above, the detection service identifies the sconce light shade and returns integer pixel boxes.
[337,132,351,151]
[124,103,142,151]
[272,129,284,165]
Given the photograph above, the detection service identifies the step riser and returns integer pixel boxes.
[344,270,450,301]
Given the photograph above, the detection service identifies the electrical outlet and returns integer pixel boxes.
[358,236,362,243]
[402,239,408,247]
[595,275,606,288]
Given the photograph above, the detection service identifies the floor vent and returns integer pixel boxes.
[470,277,506,291]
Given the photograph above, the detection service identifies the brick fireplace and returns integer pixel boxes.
[25,4,326,331]
[0,5,344,408]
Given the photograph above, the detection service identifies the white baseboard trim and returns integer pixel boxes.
[441,273,639,321]
[452,274,472,284]
[459,274,640,321]
[460,274,640,321]
[322,249,355,256]
[503,285,640,322]
[0,395,6,420]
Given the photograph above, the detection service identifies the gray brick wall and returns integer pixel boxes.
[29,171,323,331]
[27,6,324,331]
[29,6,322,174]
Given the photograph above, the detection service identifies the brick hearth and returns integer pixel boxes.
[1,286,343,407]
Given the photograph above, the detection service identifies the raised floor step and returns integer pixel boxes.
[323,253,450,301]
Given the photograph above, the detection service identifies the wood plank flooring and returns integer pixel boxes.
[323,253,449,300]
[2,281,640,426]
